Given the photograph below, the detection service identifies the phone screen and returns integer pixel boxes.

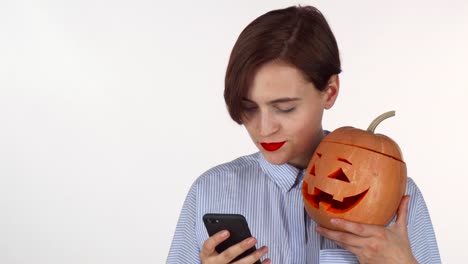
[203,214,260,264]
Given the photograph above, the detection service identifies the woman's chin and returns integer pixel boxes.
[261,152,288,165]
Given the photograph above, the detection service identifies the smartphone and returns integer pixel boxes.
[203,213,261,264]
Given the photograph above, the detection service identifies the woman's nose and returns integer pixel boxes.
[258,112,279,137]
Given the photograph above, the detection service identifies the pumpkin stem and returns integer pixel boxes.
[367,111,396,133]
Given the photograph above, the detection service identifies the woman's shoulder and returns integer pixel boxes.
[405,177,423,197]
[194,152,263,184]
[405,177,431,216]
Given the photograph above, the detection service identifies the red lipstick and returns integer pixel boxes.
[260,141,286,152]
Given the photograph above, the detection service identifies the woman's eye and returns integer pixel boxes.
[278,107,295,113]
[242,106,258,112]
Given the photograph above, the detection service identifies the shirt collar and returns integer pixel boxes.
[258,152,305,193]
[256,130,329,193]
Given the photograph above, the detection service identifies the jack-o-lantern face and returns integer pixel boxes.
[303,151,369,214]
[302,111,407,231]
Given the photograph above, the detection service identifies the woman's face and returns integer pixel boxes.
[242,61,339,168]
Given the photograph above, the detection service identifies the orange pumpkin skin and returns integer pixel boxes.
[302,126,407,231]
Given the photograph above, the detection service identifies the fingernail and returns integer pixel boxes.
[244,237,256,245]
[331,218,340,225]
[220,230,229,237]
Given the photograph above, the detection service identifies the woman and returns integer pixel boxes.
[167,5,440,264]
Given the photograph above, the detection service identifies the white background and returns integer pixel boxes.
[1,0,467,263]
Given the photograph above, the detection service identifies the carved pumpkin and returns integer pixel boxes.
[302,111,407,231]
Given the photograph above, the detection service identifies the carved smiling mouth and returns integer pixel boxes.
[302,182,369,213]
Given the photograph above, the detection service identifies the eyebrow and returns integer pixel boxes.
[337,157,352,165]
[242,97,300,105]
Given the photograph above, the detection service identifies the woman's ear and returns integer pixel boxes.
[322,74,340,110]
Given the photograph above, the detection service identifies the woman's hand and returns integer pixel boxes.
[316,195,418,264]
[200,230,271,264]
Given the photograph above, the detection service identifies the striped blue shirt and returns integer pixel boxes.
[167,152,441,263]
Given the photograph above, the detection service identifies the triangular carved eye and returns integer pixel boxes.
[316,152,322,158]
[327,168,350,182]
[309,165,316,176]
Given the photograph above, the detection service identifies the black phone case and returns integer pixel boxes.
[203,214,261,264]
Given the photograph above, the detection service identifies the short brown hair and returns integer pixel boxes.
[224,5,342,124]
